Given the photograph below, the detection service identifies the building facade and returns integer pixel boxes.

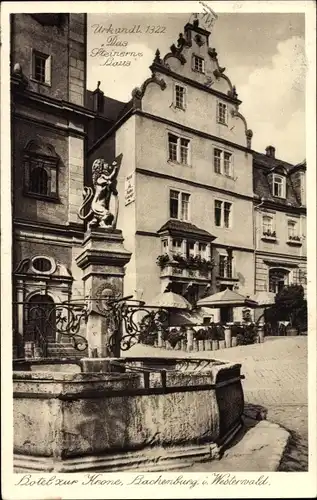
[10,14,94,344]
[11,15,307,347]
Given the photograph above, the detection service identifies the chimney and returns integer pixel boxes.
[92,81,104,114]
[265,145,276,158]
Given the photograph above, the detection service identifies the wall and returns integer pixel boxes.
[135,173,254,249]
[135,115,253,197]
[11,14,86,105]
[13,361,243,471]
[142,72,247,148]
[256,210,306,258]
[13,116,69,225]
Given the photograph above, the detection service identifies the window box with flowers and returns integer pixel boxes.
[156,253,215,272]
[261,230,277,242]
[287,235,302,246]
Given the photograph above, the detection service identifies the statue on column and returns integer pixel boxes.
[78,154,122,230]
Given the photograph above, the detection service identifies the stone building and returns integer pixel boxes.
[11,15,307,350]
[10,14,93,346]
[89,20,258,323]
[253,149,306,295]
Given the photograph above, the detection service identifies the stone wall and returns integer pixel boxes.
[13,359,244,472]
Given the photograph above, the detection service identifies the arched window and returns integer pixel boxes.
[24,294,56,343]
[269,268,290,294]
[23,140,59,200]
[30,166,49,195]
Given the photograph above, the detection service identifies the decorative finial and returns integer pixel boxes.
[154,49,162,64]
[97,81,101,90]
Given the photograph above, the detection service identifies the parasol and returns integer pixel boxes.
[196,288,258,308]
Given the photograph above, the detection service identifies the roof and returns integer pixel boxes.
[86,90,127,121]
[253,151,294,171]
[253,152,301,207]
[157,219,216,240]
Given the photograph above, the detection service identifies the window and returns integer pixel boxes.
[214,149,222,174]
[162,239,168,252]
[32,50,51,85]
[219,255,226,277]
[288,220,299,240]
[198,243,207,259]
[272,174,286,198]
[187,241,195,258]
[170,190,179,218]
[169,190,190,221]
[217,102,227,125]
[215,200,232,228]
[175,84,186,109]
[213,148,233,176]
[168,133,190,165]
[181,193,190,220]
[32,257,53,273]
[224,152,232,176]
[172,238,182,254]
[214,200,222,227]
[219,255,232,278]
[168,134,178,162]
[262,215,274,235]
[180,138,190,164]
[269,268,289,294]
[224,202,231,228]
[24,141,59,200]
[193,55,205,73]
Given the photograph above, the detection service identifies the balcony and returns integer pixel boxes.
[157,254,214,281]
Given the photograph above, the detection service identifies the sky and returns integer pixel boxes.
[87,13,305,164]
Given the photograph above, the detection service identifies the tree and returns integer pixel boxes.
[266,284,307,332]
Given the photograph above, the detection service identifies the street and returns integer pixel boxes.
[128,336,308,471]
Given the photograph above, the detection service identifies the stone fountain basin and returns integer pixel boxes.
[13,356,244,473]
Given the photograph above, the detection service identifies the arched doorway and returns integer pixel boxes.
[24,294,56,343]
[268,268,290,294]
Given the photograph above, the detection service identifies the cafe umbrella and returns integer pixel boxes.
[196,288,258,308]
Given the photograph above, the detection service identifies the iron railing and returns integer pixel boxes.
[13,297,169,358]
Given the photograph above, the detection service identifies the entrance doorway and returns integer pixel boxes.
[24,294,56,343]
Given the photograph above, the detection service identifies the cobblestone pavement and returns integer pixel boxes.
[128,336,308,471]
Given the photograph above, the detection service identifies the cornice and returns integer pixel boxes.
[135,167,254,202]
[11,85,96,120]
[14,219,84,238]
[134,110,251,154]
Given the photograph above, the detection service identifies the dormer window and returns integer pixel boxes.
[193,55,205,73]
[272,174,286,198]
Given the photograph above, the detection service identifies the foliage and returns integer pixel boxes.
[156,253,215,272]
[162,326,187,348]
[262,230,276,238]
[193,323,224,341]
[236,323,258,345]
[288,235,301,241]
[266,284,307,332]
[156,253,170,269]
